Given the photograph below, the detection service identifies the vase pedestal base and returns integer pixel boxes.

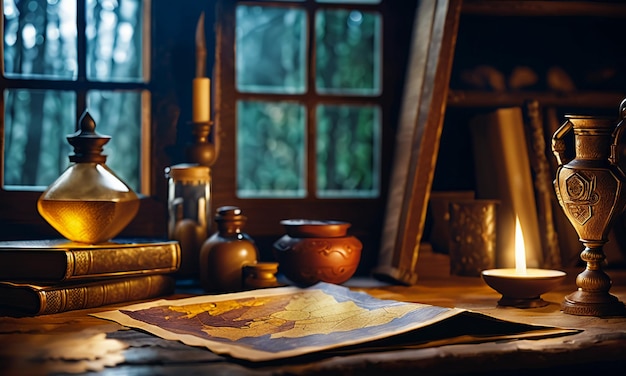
[562,289,626,317]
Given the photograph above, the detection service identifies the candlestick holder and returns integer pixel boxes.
[482,268,566,308]
[187,120,219,167]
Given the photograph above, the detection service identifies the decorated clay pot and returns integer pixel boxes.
[273,219,362,286]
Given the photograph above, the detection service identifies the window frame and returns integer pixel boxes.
[0,0,418,267]
[212,0,417,269]
[0,0,165,240]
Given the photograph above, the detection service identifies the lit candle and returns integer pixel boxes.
[482,215,567,308]
[514,216,527,274]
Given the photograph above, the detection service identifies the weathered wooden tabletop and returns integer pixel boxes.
[1,248,625,375]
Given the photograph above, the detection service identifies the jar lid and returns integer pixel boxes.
[165,163,210,182]
[215,206,246,222]
[280,219,350,238]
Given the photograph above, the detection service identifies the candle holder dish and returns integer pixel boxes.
[482,268,566,308]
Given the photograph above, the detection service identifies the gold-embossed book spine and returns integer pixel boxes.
[67,244,181,280]
[0,275,176,315]
[0,240,181,282]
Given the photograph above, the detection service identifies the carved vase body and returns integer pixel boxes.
[273,220,362,286]
[552,112,626,316]
[554,116,626,243]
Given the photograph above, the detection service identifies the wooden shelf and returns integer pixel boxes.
[462,0,626,17]
[447,90,626,108]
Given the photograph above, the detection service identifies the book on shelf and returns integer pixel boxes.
[0,238,181,282]
[469,106,543,268]
[0,274,176,316]
[522,100,562,269]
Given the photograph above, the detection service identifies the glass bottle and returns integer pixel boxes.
[37,110,139,244]
[199,206,259,292]
[165,163,211,279]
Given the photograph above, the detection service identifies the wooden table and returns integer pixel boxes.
[1,248,625,375]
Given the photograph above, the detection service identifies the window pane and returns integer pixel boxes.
[316,104,379,198]
[86,0,145,82]
[87,90,144,193]
[236,5,307,94]
[315,9,381,95]
[237,100,306,198]
[3,0,77,79]
[3,89,75,188]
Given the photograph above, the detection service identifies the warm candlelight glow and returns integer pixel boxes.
[514,216,527,274]
[482,216,567,308]
[192,77,211,123]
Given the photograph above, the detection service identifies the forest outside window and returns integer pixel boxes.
[1,0,150,195]
[233,0,382,200]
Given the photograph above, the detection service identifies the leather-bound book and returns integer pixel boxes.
[0,274,175,315]
[0,239,180,282]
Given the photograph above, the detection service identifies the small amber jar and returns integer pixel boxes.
[243,262,281,289]
[199,206,259,292]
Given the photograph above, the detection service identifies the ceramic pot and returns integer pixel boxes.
[273,219,362,286]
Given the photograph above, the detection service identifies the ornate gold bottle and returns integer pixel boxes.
[37,110,139,244]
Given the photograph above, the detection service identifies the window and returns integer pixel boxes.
[233,2,381,199]
[1,0,153,239]
[214,0,415,270]
[0,0,416,263]
[2,0,149,192]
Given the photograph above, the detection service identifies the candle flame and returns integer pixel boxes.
[515,216,527,274]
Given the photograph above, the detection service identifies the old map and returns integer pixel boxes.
[94,283,461,361]
[93,282,573,361]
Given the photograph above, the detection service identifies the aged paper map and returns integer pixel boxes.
[93,283,575,362]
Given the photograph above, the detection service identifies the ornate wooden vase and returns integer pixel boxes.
[551,99,626,316]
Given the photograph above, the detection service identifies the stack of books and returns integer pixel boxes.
[0,238,180,316]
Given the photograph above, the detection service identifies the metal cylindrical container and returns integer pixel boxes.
[448,199,498,277]
[165,163,211,279]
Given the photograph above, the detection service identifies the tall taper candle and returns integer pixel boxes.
[193,12,209,124]
[193,77,210,123]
